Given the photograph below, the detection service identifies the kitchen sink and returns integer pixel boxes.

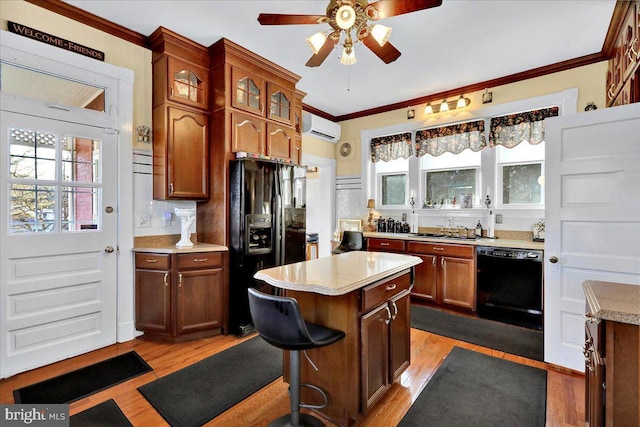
[410,233,479,241]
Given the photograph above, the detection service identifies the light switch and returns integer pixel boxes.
[495,214,503,224]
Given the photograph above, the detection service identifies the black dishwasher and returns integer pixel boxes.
[476,246,543,330]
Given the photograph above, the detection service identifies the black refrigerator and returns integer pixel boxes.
[228,158,306,335]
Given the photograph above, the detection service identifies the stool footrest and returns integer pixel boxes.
[299,383,329,410]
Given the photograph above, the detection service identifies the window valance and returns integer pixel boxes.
[489,106,559,148]
[370,132,412,163]
[415,120,486,157]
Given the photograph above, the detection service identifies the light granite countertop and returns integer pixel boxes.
[132,242,228,254]
[583,280,640,325]
[364,232,544,251]
[254,251,422,296]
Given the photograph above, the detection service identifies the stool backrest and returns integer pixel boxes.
[340,231,364,250]
[247,288,312,350]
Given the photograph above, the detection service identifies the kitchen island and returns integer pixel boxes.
[255,251,422,426]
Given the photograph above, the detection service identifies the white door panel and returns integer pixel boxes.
[1,111,117,377]
[544,103,640,371]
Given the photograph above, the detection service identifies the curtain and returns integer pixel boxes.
[370,132,412,163]
[414,120,486,157]
[489,106,559,148]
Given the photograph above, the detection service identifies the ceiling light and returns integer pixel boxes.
[370,24,392,46]
[340,46,357,65]
[440,99,449,112]
[306,32,327,54]
[336,5,356,30]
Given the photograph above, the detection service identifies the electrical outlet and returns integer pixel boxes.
[495,214,503,224]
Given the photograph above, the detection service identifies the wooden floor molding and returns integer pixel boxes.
[0,327,585,426]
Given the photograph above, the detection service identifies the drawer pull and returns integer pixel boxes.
[380,243,390,246]
[193,258,208,262]
[434,247,444,251]
[146,259,158,263]
[163,272,169,287]
[386,284,397,291]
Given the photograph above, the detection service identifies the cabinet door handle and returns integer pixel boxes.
[163,272,169,287]
[432,257,436,266]
[169,183,174,195]
[146,259,158,263]
[441,258,445,267]
[193,258,208,262]
[380,242,389,246]
[391,300,398,320]
[178,273,183,288]
[386,284,397,291]
[384,305,392,325]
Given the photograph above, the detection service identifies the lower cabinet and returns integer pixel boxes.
[285,270,412,426]
[134,250,228,340]
[408,241,476,310]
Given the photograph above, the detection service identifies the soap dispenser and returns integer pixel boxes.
[475,220,483,238]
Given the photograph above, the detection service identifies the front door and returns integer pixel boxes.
[0,111,118,377]
[544,103,640,371]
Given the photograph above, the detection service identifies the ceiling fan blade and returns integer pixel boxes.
[258,14,326,25]
[368,0,442,19]
[305,38,338,67]
[362,35,401,64]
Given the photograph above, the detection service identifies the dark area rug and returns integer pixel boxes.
[411,305,544,361]
[14,351,152,404]
[70,399,132,427]
[138,336,282,427]
[399,346,547,427]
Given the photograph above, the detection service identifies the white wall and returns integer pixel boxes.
[303,154,335,258]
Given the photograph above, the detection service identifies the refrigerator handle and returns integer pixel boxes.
[274,193,282,265]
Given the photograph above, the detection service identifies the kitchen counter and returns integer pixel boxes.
[254,251,422,295]
[583,280,640,325]
[132,242,228,254]
[364,231,544,251]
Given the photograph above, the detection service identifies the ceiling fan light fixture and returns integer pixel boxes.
[370,24,392,46]
[306,31,327,54]
[440,99,449,112]
[336,5,356,30]
[340,46,357,65]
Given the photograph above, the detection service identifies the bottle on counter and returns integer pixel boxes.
[476,220,483,238]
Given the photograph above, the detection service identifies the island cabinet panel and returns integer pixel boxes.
[134,250,228,341]
[367,238,406,253]
[285,270,412,426]
[407,241,476,310]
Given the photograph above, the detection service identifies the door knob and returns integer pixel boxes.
[105,206,114,213]
[549,256,558,264]
[104,246,115,253]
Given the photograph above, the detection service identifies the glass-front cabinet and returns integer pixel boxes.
[267,83,293,125]
[231,66,265,116]
[166,57,208,110]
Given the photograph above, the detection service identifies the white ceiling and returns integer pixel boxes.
[63,0,616,117]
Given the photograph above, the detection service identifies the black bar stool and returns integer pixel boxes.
[331,231,364,254]
[247,288,345,427]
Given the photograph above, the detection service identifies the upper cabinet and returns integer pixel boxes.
[231,66,265,116]
[606,1,640,107]
[267,82,293,125]
[150,27,210,201]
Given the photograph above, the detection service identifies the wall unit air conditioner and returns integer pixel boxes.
[302,112,341,143]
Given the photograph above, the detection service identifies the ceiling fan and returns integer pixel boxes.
[258,0,442,67]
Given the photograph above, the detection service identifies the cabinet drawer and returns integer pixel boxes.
[177,252,222,269]
[361,273,411,312]
[135,253,170,270]
[368,238,405,252]
[407,241,473,258]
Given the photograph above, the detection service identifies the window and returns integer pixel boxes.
[420,150,481,207]
[376,158,408,207]
[495,142,545,206]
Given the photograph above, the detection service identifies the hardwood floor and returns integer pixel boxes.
[0,324,585,426]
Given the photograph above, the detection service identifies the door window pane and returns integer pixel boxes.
[10,128,56,180]
[61,186,99,231]
[381,174,407,205]
[10,184,56,233]
[62,137,100,183]
[502,163,543,204]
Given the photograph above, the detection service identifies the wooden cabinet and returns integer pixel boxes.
[367,237,406,253]
[407,241,476,310]
[134,250,228,341]
[606,1,640,107]
[153,105,208,200]
[150,27,210,201]
[286,270,412,426]
[584,315,605,427]
[267,82,293,125]
[231,111,265,155]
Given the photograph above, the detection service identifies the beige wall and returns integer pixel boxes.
[301,134,336,159]
[336,61,608,175]
[1,0,152,150]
